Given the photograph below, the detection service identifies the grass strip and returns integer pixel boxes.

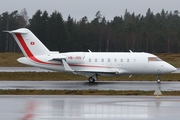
[0,53,30,67]
[0,90,180,95]
[0,72,179,81]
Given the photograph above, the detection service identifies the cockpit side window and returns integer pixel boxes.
[148,57,162,62]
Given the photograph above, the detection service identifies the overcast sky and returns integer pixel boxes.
[0,0,180,21]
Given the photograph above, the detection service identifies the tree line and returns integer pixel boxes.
[0,8,180,53]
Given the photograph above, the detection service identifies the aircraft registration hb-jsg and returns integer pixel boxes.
[5,28,177,83]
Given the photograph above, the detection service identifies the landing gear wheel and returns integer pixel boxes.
[89,77,95,83]
[157,79,161,83]
[157,74,161,83]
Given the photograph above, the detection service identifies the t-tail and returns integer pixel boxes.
[5,28,51,57]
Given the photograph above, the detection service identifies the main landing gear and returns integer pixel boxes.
[89,77,95,83]
[88,75,98,83]
[157,75,161,83]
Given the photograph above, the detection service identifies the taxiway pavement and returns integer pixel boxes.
[0,81,180,91]
[0,95,180,120]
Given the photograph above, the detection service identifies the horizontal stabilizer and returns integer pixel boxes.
[3,30,11,33]
[4,29,28,34]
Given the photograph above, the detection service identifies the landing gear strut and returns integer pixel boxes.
[157,75,161,83]
[88,75,98,83]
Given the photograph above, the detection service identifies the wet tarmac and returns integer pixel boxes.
[0,81,180,91]
[0,95,180,120]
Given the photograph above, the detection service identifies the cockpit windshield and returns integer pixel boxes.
[148,57,162,62]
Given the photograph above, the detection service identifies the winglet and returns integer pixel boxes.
[62,60,74,71]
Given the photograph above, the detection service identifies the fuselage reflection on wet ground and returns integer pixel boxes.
[0,95,180,120]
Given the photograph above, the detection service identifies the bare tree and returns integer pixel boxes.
[19,8,29,27]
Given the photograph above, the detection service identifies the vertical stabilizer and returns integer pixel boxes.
[7,28,50,57]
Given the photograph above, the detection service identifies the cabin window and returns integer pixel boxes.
[108,58,110,62]
[102,59,104,62]
[148,57,162,62]
[121,59,123,62]
[89,58,91,62]
[95,58,97,62]
[127,59,129,62]
[114,59,117,62]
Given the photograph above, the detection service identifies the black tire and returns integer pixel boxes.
[89,77,95,83]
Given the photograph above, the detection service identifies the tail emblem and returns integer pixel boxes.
[30,42,35,45]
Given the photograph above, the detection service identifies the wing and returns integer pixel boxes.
[73,69,129,77]
[51,58,128,77]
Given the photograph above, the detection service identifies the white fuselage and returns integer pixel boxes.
[17,52,176,76]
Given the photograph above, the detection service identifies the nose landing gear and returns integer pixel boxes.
[157,75,161,83]
[89,77,95,83]
[157,79,161,83]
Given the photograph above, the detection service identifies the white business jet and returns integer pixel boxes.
[6,28,176,83]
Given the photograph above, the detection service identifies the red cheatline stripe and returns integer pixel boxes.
[15,33,61,65]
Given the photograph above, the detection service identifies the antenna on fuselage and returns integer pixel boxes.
[88,49,92,53]
[129,50,133,53]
